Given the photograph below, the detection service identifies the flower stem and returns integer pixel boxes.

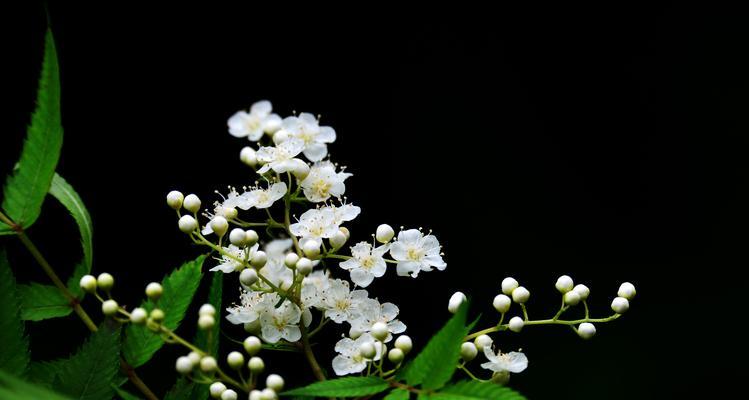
[465,313,622,341]
[299,322,326,382]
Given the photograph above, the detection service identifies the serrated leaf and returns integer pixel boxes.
[27,359,63,387]
[0,29,63,233]
[162,377,198,400]
[67,262,88,299]
[384,388,410,400]
[49,173,93,271]
[113,385,143,400]
[0,370,72,400]
[432,380,526,400]
[18,283,72,320]
[122,255,205,367]
[399,302,470,389]
[54,322,122,400]
[0,249,30,376]
[282,376,390,397]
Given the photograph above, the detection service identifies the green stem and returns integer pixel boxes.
[465,313,622,341]
[299,321,326,381]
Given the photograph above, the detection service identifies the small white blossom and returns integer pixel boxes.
[259,294,302,343]
[339,242,389,287]
[225,289,266,325]
[228,100,281,141]
[481,347,528,374]
[390,229,446,277]
[257,239,294,290]
[327,203,361,226]
[300,161,351,202]
[256,138,308,175]
[210,244,252,273]
[332,333,381,376]
[350,298,406,342]
[280,113,336,161]
[290,208,339,240]
[320,279,368,323]
[238,182,287,210]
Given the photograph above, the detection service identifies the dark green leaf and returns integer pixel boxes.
[0,370,72,400]
[18,282,72,321]
[27,359,62,387]
[431,380,526,400]
[122,255,205,367]
[67,262,88,299]
[384,388,410,400]
[162,378,198,400]
[113,385,143,400]
[0,249,30,376]
[0,29,63,234]
[49,173,93,271]
[281,376,390,397]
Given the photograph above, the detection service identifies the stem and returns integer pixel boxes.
[299,322,326,381]
[465,313,622,341]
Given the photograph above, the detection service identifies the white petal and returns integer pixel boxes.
[317,126,336,143]
[250,100,272,116]
[506,352,529,373]
[228,111,250,137]
[303,142,328,162]
[351,268,375,287]
[396,261,420,277]
[282,326,302,342]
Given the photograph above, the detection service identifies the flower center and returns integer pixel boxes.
[312,179,332,197]
[406,247,424,261]
[361,256,375,269]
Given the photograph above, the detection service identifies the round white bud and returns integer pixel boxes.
[221,389,238,400]
[222,207,238,220]
[578,322,597,340]
[229,228,247,246]
[178,215,198,233]
[200,356,218,373]
[175,356,194,374]
[302,240,321,258]
[371,322,389,341]
[249,390,262,400]
[102,299,119,316]
[130,307,147,324]
[394,335,413,354]
[250,251,267,268]
[564,291,581,306]
[359,342,377,359]
[166,191,184,209]
[349,327,363,340]
[511,286,530,303]
[284,252,300,268]
[474,334,493,349]
[183,194,201,213]
[448,291,467,314]
[187,351,201,365]
[388,348,405,363]
[79,275,97,293]
[266,374,285,392]
[260,388,277,400]
[460,342,478,361]
[199,304,216,317]
[248,356,265,373]
[146,282,163,300]
[292,162,310,180]
[329,230,347,249]
[240,268,259,286]
[240,146,258,167]
[492,294,511,313]
[618,282,636,300]
[296,258,313,275]
[611,297,630,314]
[198,315,215,330]
[339,227,351,239]
[573,284,590,300]
[508,316,525,332]
[96,273,114,291]
[375,224,395,243]
[227,351,244,369]
[209,216,229,237]
[209,382,227,399]
[555,275,574,293]
[244,335,262,355]
[150,308,165,322]
[245,229,259,246]
[273,130,290,144]
[501,277,519,295]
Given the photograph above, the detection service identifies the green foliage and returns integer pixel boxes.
[18,282,72,320]
[0,370,72,400]
[281,376,391,397]
[0,29,63,235]
[383,388,411,400]
[122,255,205,367]
[49,173,93,271]
[0,249,31,376]
[112,386,143,400]
[428,380,527,400]
[398,302,471,389]
[67,262,89,298]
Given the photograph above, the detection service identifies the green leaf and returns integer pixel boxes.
[49,173,93,271]
[431,380,526,400]
[27,359,62,387]
[384,388,410,400]
[162,378,198,400]
[67,262,89,299]
[0,249,30,376]
[18,282,72,321]
[0,370,72,400]
[122,255,205,367]
[0,29,63,234]
[398,302,470,389]
[281,376,390,397]
[54,322,122,400]
[113,385,143,400]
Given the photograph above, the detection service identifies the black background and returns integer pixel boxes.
[2,3,748,399]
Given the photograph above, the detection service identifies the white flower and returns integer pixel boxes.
[225,289,267,325]
[327,203,361,226]
[331,333,381,376]
[389,229,446,277]
[350,298,406,342]
[301,270,331,309]
[480,347,528,374]
[257,239,294,290]
[238,182,287,210]
[300,161,351,202]
[290,208,339,240]
[280,113,336,162]
[259,294,302,343]
[256,138,308,174]
[320,279,368,323]
[210,244,252,273]
[339,242,389,287]
[228,100,281,141]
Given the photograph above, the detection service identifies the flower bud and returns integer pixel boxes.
[166,190,184,209]
[227,351,244,369]
[273,130,290,144]
[329,230,347,249]
[617,282,636,300]
[249,390,262,400]
[448,291,467,313]
[492,294,511,313]
[508,316,524,332]
[577,322,596,339]
[183,194,201,213]
[200,356,218,373]
[260,388,276,400]
[460,342,478,361]
[564,290,581,306]
[199,304,216,317]
[296,257,313,275]
[221,389,238,400]
[511,286,530,303]
[210,216,229,237]
[146,282,163,300]
[501,277,519,295]
[359,342,377,359]
[573,284,590,300]
[240,146,258,167]
[175,356,194,374]
[244,319,261,333]
[130,307,147,324]
[266,374,284,392]
[102,299,119,316]
[284,252,299,268]
[248,356,265,373]
[371,322,389,341]
[250,251,267,268]
[491,370,510,385]
[97,273,114,292]
[244,336,262,355]
[240,268,259,286]
[339,227,350,240]
[292,162,310,180]
[178,215,198,233]
[388,348,405,363]
[198,314,215,330]
[349,327,363,339]
[474,334,493,349]
[245,229,259,246]
[611,297,630,314]
[229,228,247,246]
[210,382,227,399]
[79,275,97,293]
[150,308,165,322]
[187,351,202,365]
[394,335,412,354]
[555,275,574,293]
[375,224,395,243]
[302,240,321,258]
